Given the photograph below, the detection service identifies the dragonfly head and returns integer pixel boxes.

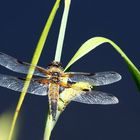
[48,61,62,68]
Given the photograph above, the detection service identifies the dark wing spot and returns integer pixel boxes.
[17,77,26,81]
[67,79,76,84]
[83,89,90,91]
[17,60,29,66]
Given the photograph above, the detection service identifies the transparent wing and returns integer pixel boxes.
[66,71,121,86]
[0,52,47,77]
[72,90,119,104]
[0,74,48,96]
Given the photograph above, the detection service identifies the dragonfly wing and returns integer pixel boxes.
[66,71,121,86]
[0,52,47,77]
[0,74,48,96]
[72,90,119,104]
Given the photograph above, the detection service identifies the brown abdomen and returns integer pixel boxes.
[48,83,59,120]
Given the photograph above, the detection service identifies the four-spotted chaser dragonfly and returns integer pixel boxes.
[0,52,121,120]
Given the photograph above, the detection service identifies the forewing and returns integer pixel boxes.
[0,74,48,96]
[72,90,119,104]
[66,71,121,86]
[0,52,47,77]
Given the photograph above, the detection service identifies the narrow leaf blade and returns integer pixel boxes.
[8,0,61,140]
[64,37,140,91]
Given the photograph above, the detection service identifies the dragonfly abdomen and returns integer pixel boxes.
[48,83,59,120]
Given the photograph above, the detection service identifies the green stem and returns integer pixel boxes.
[43,111,62,140]
[54,0,71,62]
[44,1,71,140]
[44,113,53,140]
[8,0,61,140]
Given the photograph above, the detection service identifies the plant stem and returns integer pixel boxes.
[8,0,61,140]
[44,113,53,140]
[43,111,61,140]
[54,0,71,62]
[44,0,71,140]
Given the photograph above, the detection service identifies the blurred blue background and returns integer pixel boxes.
[0,0,140,140]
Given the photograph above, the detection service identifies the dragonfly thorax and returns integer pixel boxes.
[50,73,60,83]
[46,62,64,84]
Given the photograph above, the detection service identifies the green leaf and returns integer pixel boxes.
[8,0,61,140]
[54,0,71,62]
[64,36,140,91]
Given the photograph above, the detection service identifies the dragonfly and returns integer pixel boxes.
[0,52,121,120]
